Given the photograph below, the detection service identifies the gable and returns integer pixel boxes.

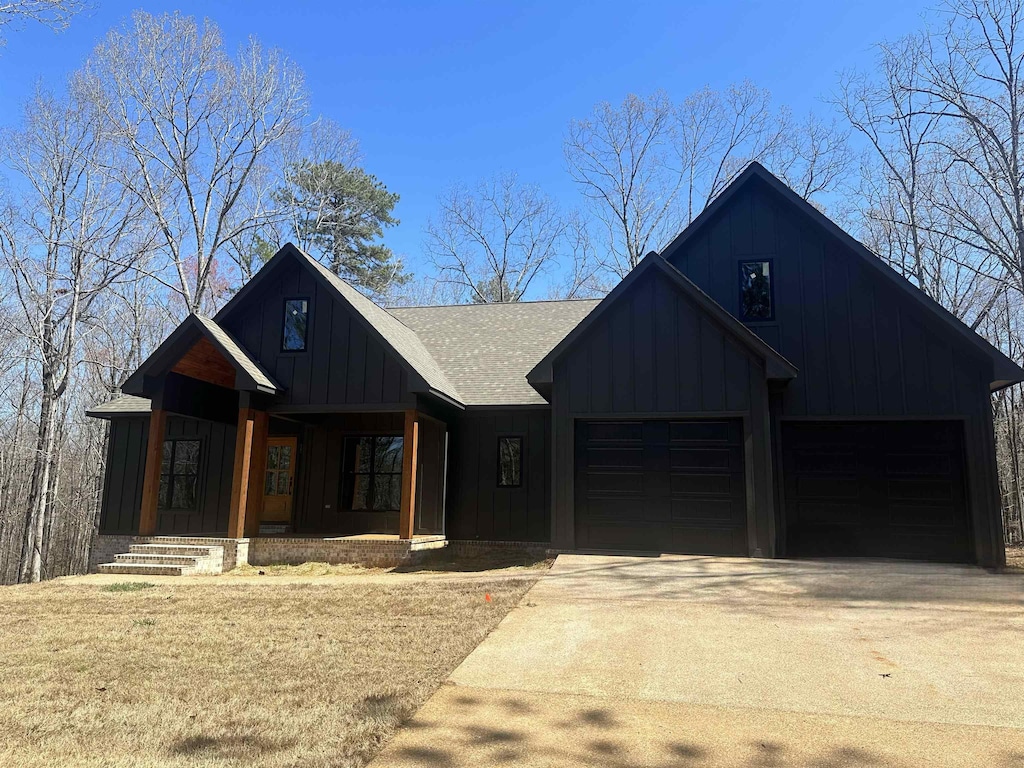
[171,337,236,389]
[550,259,789,415]
[217,253,415,408]
[529,253,796,395]
[664,172,1011,416]
[122,314,279,398]
[662,164,1024,392]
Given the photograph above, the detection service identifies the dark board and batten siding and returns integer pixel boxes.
[664,177,1003,565]
[99,416,149,534]
[98,415,236,536]
[219,256,414,409]
[446,409,551,543]
[550,267,776,555]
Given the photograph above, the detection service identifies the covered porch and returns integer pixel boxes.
[93,311,452,573]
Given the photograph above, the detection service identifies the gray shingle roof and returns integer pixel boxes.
[391,299,601,406]
[86,394,151,418]
[193,313,280,392]
[298,252,463,403]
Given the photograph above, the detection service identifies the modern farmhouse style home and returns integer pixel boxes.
[88,163,1024,574]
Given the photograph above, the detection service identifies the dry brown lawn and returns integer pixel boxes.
[0,574,537,768]
[1006,544,1024,572]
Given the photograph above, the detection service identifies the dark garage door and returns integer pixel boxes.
[782,421,972,563]
[575,419,747,554]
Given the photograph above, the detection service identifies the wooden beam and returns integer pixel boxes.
[399,409,419,540]
[227,408,256,539]
[138,408,167,535]
[243,410,270,537]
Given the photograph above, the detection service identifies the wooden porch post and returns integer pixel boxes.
[138,408,167,536]
[228,407,268,539]
[399,409,419,540]
[244,410,270,537]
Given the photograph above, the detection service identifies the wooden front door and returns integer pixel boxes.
[262,437,297,524]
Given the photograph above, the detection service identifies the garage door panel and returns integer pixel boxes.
[586,421,643,442]
[670,525,746,555]
[796,476,862,499]
[783,421,972,563]
[794,501,865,525]
[887,503,959,528]
[670,447,733,469]
[670,498,742,523]
[670,472,734,496]
[885,453,952,475]
[576,418,747,555]
[586,447,643,469]
[586,471,644,496]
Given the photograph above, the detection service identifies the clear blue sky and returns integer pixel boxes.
[0,0,934,281]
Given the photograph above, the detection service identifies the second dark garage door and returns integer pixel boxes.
[574,419,747,554]
[782,421,973,563]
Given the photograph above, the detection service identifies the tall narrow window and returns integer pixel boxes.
[497,436,522,487]
[343,436,404,511]
[739,260,773,321]
[282,298,309,351]
[159,439,200,511]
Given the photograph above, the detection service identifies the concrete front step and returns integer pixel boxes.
[97,562,194,576]
[129,544,220,557]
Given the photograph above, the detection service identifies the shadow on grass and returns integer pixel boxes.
[168,733,298,760]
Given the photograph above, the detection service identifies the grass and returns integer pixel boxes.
[1006,544,1024,573]
[101,581,156,592]
[0,574,537,768]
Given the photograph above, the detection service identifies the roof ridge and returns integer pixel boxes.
[390,296,604,310]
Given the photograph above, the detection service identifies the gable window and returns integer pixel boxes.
[159,439,200,511]
[342,436,404,511]
[739,260,773,321]
[282,298,309,351]
[497,436,522,487]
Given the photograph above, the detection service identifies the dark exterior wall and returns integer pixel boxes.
[292,412,405,534]
[98,414,236,536]
[550,267,776,555]
[446,409,551,542]
[98,416,149,534]
[664,177,1004,565]
[219,255,414,408]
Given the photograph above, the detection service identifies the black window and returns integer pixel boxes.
[739,260,773,321]
[159,439,200,511]
[497,436,522,487]
[282,298,309,351]
[342,436,404,511]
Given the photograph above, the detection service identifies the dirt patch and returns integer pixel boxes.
[0,575,536,767]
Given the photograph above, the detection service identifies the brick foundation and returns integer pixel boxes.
[248,536,446,568]
[90,534,555,572]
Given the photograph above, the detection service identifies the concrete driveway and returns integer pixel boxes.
[372,554,1024,767]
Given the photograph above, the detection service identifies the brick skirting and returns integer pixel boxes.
[90,534,555,572]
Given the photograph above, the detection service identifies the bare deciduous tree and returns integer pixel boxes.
[0,84,147,582]
[425,173,567,303]
[566,84,851,285]
[0,0,87,46]
[565,92,680,278]
[80,11,308,314]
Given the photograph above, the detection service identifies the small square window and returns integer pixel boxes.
[739,261,773,321]
[497,437,522,488]
[282,298,309,351]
